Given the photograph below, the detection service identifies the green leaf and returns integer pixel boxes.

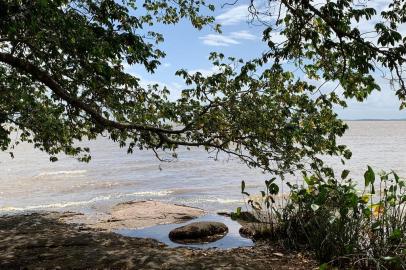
[241,180,246,194]
[311,204,320,211]
[382,256,397,261]
[319,263,329,270]
[394,172,400,183]
[343,150,352,159]
[268,183,279,195]
[364,166,375,186]
[38,0,48,6]
[390,229,402,240]
[341,169,350,179]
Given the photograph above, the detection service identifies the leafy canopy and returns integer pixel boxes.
[1,0,404,175]
[249,0,405,105]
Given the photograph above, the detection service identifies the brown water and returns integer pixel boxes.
[0,121,405,214]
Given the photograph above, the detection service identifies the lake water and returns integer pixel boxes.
[1,121,406,215]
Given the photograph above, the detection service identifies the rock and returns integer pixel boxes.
[169,221,228,244]
[219,211,262,224]
[239,223,272,239]
[61,200,205,231]
[216,212,231,217]
[230,211,260,223]
[239,223,255,238]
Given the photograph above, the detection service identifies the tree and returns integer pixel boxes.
[0,0,355,175]
[246,0,405,106]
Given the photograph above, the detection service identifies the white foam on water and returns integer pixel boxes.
[0,195,112,212]
[126,190,173,196]
[182,198,244,204]
[35,170,87,178]
[201,198,243,204]
[0,190,174,213]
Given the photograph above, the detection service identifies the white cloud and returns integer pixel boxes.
[364,0,391,11]
[199,30,257,47]
[188,66,223,77]
[216,5,250,26]
[120,65,184,100]
[267,32,287,44]
[199,34,240,46]
[230,30,256,40]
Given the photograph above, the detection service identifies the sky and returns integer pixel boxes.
[126,1,406,120]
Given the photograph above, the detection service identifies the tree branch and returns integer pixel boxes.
[0,52,193,135]
[280,0,406,63]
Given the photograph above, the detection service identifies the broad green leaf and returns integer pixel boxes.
[311,204,320,211]
[341,169,350,179]
[364,166,375,186]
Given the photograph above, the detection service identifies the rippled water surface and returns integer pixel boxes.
[1,121,406,214]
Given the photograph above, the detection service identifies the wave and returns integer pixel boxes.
[0,190,173,212]
[203,198,243,204]
[0,195,112,212]
[126,190,173,196]
[35,170,87,177]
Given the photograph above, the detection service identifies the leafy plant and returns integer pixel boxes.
[238,178,281,237]
[240,167,406,269]
[283,168,406,269]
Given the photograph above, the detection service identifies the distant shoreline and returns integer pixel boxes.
[344,119,406,121]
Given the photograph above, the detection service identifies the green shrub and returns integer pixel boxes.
[281,176,364,265]
[240,167,406,269]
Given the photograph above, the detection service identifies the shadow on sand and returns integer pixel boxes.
[0,212,315,269]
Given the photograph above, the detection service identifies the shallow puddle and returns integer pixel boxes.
[115,214,254,249]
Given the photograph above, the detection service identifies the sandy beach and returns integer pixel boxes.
[0,201,316,269]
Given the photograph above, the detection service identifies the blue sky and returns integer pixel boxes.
[127,1,406,120]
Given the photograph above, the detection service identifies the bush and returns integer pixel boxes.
[240,167,406,269]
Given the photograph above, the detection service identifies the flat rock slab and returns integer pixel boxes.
[169,221,228,244]
[62,200,205,231]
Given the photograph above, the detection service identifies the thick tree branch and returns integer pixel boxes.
[0,52,194,135]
